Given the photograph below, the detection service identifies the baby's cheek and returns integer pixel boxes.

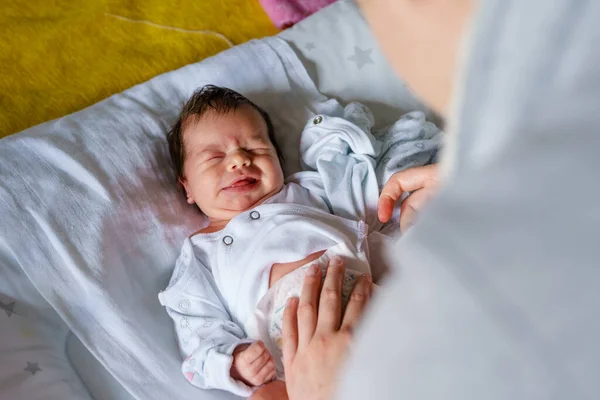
[192,183,219,213]
[265,160,285,189]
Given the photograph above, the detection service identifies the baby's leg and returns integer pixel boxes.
[249,380,288,400]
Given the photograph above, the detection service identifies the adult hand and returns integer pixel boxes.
[378,164,439,232]
[282,257,373,400]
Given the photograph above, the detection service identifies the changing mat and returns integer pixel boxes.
[0,1,430,399]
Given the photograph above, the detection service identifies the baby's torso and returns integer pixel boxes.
[268,250,326,288]
[168,182,390,381]
[191,195,375,379]
[190,199,370,329]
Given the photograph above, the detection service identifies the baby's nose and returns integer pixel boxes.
[229,150,251,169]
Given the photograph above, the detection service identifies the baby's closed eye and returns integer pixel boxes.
[249,148,271,155]
[201,152,225,162]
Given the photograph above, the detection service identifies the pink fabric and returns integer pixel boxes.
[259,0,337,29]
[184,372,195,382]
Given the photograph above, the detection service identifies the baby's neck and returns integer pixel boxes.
[198,219,229,234]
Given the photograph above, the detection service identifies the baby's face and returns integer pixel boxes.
[180,105,284,222]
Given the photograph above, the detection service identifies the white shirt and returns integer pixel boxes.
[159,103,440,396]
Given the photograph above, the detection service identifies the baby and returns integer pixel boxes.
[158,85,440,397]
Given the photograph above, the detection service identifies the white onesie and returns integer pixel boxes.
[158,103,441,396]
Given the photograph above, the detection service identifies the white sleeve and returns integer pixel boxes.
[373,111,442,232]
[300,102,382,230]
[158,243,253,397]
[374,111,441,185]
[300,103,441,232]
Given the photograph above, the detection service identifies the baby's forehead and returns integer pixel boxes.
[182,107,270,148]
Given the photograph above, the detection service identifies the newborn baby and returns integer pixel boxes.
[158,85,440,397]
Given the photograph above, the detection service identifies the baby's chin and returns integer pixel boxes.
[213,186,282,219]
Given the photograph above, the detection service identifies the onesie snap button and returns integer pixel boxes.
[250,211,260,220]
[179,299,191,311]
[313,115,323,125]
[222,235,234,245]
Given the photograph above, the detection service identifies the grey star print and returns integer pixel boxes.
[24,362,41,375]
[348,46,374,69]
[1,300,15,317]
[305,42,316,51]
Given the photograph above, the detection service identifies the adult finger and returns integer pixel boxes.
[341,273,372,332]
[282,297,299,371]
[316,257,345,333]
[378,165,438,222]
[399,188,435,232]
[297,265,322,349]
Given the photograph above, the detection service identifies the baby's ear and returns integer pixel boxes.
[178,177,195,204]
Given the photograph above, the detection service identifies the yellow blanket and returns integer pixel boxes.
[0,0,278,138]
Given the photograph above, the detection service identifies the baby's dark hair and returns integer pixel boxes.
[167,85,282,187]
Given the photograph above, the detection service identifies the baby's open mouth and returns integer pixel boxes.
[227,178,257,188]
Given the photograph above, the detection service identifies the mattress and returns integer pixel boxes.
[0,1,429,399]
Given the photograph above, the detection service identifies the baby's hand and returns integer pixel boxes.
[231,341,276,387]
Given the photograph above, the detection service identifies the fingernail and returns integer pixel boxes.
[362,273,372,283]
[330,256,342,266]
[307,264,318,276]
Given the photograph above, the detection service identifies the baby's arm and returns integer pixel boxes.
[160,250,271,397]
[375,111,441,185]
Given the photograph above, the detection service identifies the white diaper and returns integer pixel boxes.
[245,242,371,379]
